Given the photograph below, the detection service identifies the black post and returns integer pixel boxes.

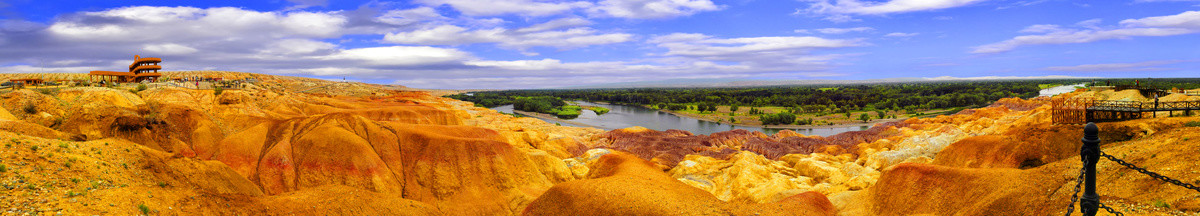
[1080,122,1100,216]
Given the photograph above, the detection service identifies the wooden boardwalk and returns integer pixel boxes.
[1053,98,1200,124]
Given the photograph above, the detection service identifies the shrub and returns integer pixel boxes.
[23,103,37,114]
[36,88,55,95]
[859,113,872,123]
[136,83,147,92]
[588,106,610,115]
[760,112,796,125]
[1185,121,1200,127]
[1152,200,1171,208]
[553,106,582,119]
[0,164,6,172]
[213,86,224,96]
[730,105,739,112]
[138,204,151,214]
[30,145,39,152]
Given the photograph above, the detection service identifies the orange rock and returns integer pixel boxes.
[525,151,837,215]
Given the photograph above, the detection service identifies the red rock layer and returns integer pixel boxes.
[524,151,837,216]
[596,122,910,167]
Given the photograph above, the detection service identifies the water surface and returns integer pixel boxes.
[491,101,868,136]
[1040,83,1087,97]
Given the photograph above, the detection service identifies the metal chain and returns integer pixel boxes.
[1098,202,1124,216]
[1098,150,1200,193]
[1065,156,1088,216]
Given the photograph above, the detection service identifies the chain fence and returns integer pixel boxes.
[1065,148,1200,215]
[1064,156,1088,216]
[1099,151,1200,193]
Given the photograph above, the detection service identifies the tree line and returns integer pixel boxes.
[450,80,1086,111]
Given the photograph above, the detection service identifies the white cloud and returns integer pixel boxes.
[800,0,985,22]
[973,11,1200,54]
[797,27,874,34]
[415,0,592,17]
[143,43,199,55]
[0,5,863,89]
[47,6,349,42]
[1042,60,1186,72]
[376,7,448,26]
[884,32,919,37]
[649,33,864,70]
[285,0,329,10]
[259,39,337,55]
[382,24,632,52]
[588,0,722,19]
[652,33,863,58]
[322,46,472,66]
[1119,10,1200,28]
[383,25,504,45]
[923,75,1087,80]
[517,17,592,33]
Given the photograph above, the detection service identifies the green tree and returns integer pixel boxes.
[859,113,871,123]
[760,112,796,125]
[730,105,739,112]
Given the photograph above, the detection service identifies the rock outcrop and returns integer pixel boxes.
[524,151,837,216]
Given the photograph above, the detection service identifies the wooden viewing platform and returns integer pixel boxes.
[1052,98,1200,124]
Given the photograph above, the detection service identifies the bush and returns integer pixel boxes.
[136,83,147,92]
[730,105,739,112]
[36,88,55,95]
[213,86,224,96]
[859,113,871,123]
[0,164,6,172]
[760,112,796,125]
[138,204,151,214]
[1185,121,1200,127]
[553,106,582,119]
[587,106,610,115]
[23,104,37,114]
[1152,200,1171,208]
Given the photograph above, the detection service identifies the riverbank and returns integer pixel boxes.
[511,110,608,129]
[656,108,906,129]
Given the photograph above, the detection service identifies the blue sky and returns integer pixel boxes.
[0,0,1198,89]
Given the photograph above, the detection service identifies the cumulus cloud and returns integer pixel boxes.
[649,33,864,69]
[517,17,591,33]
[143,43,199,55]
[587,0,722,19]
[382,21,632,53]
[0,5,860,89]
[415,0,592,17]
[972,11,1200,54]
[800,0,985,22]
[375,7,448,26]
[1042,60,1187,72]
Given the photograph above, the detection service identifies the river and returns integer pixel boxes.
[490,101,868,136]
[1039,83,1087,97]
